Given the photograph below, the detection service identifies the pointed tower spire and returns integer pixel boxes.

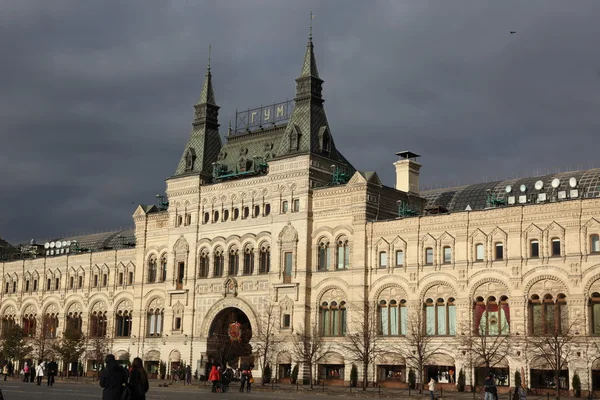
[300,11,319,78]
[173,45,222,180]
[199,44,216,105]
[276,14,353,174]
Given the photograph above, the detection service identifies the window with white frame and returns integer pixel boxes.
[475,243,484,261]
[379,252,387,268]
[443,246,452,264]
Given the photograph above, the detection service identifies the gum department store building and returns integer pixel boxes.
[2,32,600,393]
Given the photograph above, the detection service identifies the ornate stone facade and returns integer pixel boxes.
[2,34,600,394]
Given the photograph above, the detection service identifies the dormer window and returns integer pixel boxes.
[318,126,331,155]
[184,148,196,172]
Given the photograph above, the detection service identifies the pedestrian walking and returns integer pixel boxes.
[208,365,220,393]
[99,354,128,400]
[35,361,44,385]
[428,378,436,400]
[22,362,30,382]
[484,374,497,400]
[129,357,150,400]
[47,358,58,386]
[246,370,253,392]
[221,366,232,393]
[239,370,247,392]
[185,365,192,385]
[2,363,8,381]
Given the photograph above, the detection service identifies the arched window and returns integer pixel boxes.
[243,247,254,275]
[424,297,456,336]
[228,248,239,276]
[443,246,452,264]
[425,247,434,265]
[89,311,107,337]
[529,293,568,335]
[1,315,15,336]
[65,312,81,334]
[146,308,164,337]
[160,253,167,282]
[336,238,350,270]
[530,239,540,258]
[176,215,183,227]
[551,238,561,256]
[318,240,331,271]
[147,255,157,283]
[214,249,224,277]
[115,310,132,337]
[591,235,600,253]
[199,250,209,278]
[378,299,407,335]
[320,301,347,336]
[589,292,600,335]
[259,245,270,274]
[43,313,59,338]
[473,296,510,336]
[22,313,36,337]
[185,213,192,226]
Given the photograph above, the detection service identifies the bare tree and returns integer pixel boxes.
[86,335,111,380]
[338,301,383,390]
[526,318,581,400]
[292,323,328,389]
[394,309,441,393]
[458,322,511,388]
[253,299,285,384]
[30,315,56,363]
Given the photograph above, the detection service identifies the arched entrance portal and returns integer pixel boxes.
[207,307,254,370]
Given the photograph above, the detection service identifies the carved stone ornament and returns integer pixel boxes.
[174,236,189,254]
[43,303,59,314]
[223,278,238,298]
[23,304,37,315]
[66,302,82,314]
[116,299,133,312]
[148,297,164,310]
[91,301,108,313]
[3,305,16,315]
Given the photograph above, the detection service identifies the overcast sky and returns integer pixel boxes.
[1,0,599,245]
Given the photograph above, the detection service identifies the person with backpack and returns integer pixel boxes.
[100,354,128,400]
[221,366,232,393]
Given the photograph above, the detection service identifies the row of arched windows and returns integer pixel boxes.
[317,238,350,271]
[322,293,595,337]
[376,234,600,267]
[197,246,271,278]
[147,245,271,282]
[147,254,168,283]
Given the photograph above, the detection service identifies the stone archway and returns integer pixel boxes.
[206,307,254,370]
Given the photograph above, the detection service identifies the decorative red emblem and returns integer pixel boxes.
[228,321,242,342]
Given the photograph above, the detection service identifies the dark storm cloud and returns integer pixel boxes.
[1,0,599,244]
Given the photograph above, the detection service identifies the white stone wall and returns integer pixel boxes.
[2,160,600,391]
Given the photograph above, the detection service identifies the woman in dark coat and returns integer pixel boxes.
[100,354,128,400]
[129,357,150,400]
